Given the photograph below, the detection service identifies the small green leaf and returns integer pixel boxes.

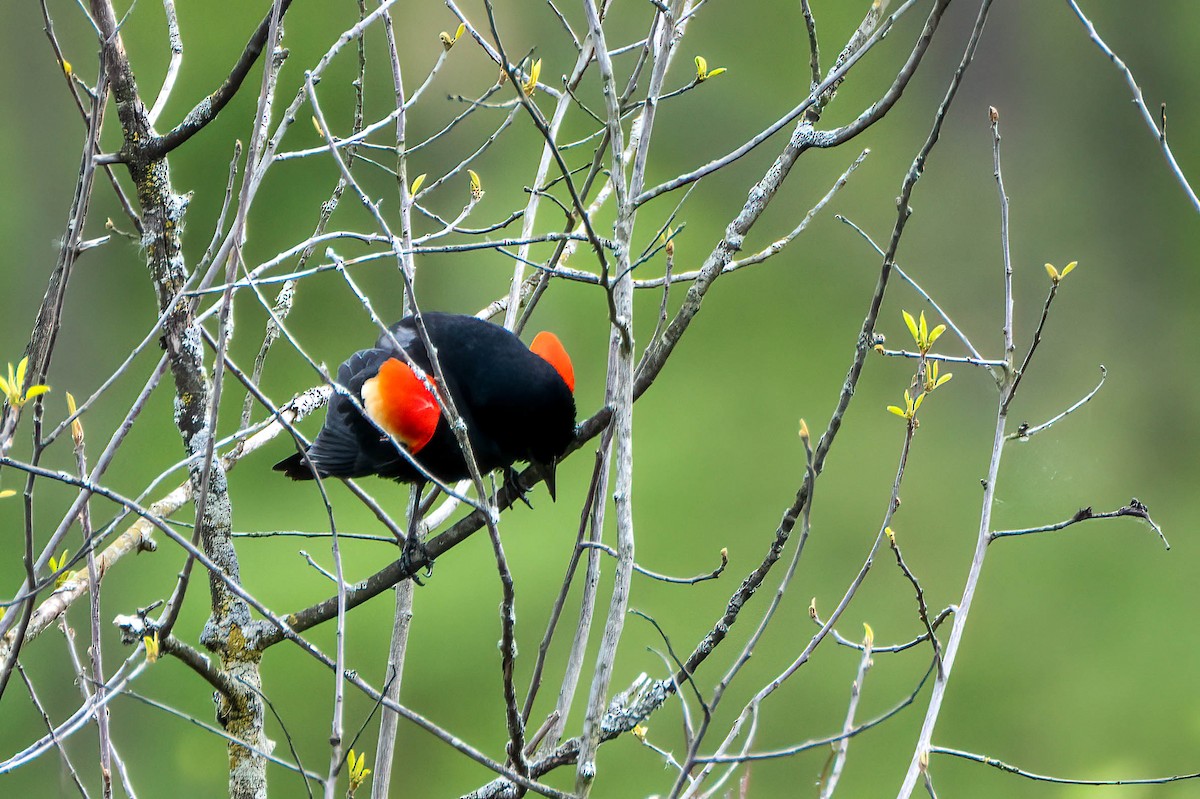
[902,310,919,346]
[522,58,543,96]
[927,324,946,347]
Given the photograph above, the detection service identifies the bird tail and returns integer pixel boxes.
[273,452,316,480]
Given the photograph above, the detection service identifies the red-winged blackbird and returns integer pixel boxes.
[274,312,576,499]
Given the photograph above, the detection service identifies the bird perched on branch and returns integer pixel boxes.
[274,312,577,502]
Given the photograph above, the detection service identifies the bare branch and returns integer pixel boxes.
[147,0,183,125]
[819,628,874,799]
[140,0,298,160]
[1006,366,1106,441]
[989,498,1167,548]
[932,745,1200,786]
[1065,0,1199,212]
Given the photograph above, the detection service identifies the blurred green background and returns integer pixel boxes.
[2,1,1198,796]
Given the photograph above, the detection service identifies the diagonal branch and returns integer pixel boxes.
[132,0,297,161]
[1064,0,1199,213]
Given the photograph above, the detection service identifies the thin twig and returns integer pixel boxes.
[885,528,942,674]
[681,426,818,793]
[813,604,955,654]
[892,16,1017,791]
[522,452,605,728]
[147,0,183,125]
[542,441,611,754]
[1005,366,1105,441]
[994,107,1015,374]
[483,0,617,326]
[17,662,90,797]
[371,573,415,799]
[634,0,923,206]
[70,399,113,797]
[879,349,1004,368]
[573,1,644,790]
[0,656,148,774]
[120,689,322,781]
[1064,0,1199,212]
[727,149,869,272]
[500,23,598,330]
[931,745,1200,785]
[694,659,937,763]
[1004,275,1060,414]
[989,498,1167,548]
[135,0,298,160]
[682,377,920,797]
[837,214,993,376]
[578,542,727,585]
[39,0,142,231]
[819,627,874,799]
[800,0,821,92]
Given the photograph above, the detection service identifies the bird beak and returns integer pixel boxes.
[533,459,558,502]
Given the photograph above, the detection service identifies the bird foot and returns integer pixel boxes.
[399,534,434,585]
[503,467,534,509]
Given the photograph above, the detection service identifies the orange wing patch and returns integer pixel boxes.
[361,358,440,453]
[531,331,574,393]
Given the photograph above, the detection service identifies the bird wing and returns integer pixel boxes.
[304,350,399,477]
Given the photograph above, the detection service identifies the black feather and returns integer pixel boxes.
[274,313,576,490]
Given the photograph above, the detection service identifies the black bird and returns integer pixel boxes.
[274,312,576,500]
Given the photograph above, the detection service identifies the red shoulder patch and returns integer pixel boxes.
[531,331,574,393]
[361,358,440,453]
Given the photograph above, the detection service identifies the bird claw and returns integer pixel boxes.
[503,467,534,509]
[399,534,434,585]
